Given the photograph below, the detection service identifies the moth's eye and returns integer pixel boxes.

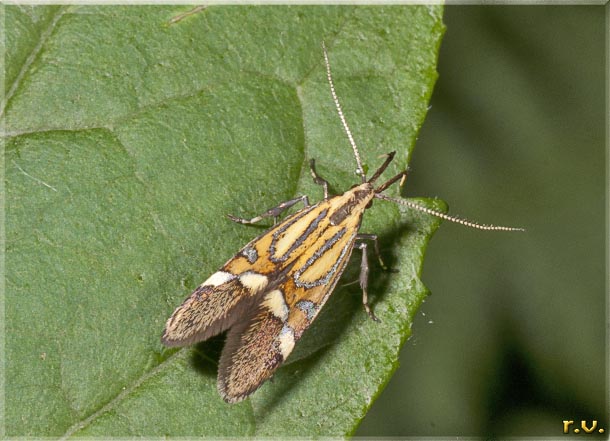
[365,200,373,209]
[350,184,358,190]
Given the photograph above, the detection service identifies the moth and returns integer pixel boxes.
[161,43,523,403]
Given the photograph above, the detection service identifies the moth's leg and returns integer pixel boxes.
[309,159,330,200]
[227,195,310,225]
[355,233,394,272]
[356,242,380,322]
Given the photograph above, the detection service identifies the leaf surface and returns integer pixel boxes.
[3,5,444,437]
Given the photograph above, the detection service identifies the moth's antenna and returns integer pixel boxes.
[375,193,525,232]
[322,41,366,182]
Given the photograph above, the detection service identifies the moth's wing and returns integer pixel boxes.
[162,238,281,347]
[161,203,327,347]
[161,272,261,346]
[218,229,358,403]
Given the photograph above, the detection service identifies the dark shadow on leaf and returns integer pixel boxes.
[253,348,329,420]
[189,334,225,378]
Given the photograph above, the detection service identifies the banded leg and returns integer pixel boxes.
[356,242,380,322]
[356,233,394,272]
[309,159,330,200]
[227,195,310,225]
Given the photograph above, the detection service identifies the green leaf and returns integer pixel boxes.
[3,5,444,437]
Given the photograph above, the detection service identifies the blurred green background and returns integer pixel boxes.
[357,6,606,437]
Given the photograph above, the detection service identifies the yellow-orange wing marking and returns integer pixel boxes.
[218,188,370,402]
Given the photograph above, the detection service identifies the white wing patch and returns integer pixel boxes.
[239,271,269,292]
[277,325,296,359]
[262,289,289,321]
[203,271,235,287]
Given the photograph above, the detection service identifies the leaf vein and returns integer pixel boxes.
[0,7,68,119]
[59,349,188,440]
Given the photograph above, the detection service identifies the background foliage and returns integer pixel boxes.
[357,6,606,437]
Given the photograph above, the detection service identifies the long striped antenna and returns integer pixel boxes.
[322,41,366,182]
[375,193,525,231]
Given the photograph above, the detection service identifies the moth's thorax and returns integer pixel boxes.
[328,182,375,226]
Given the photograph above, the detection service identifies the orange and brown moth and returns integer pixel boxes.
[161,43,523,403]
